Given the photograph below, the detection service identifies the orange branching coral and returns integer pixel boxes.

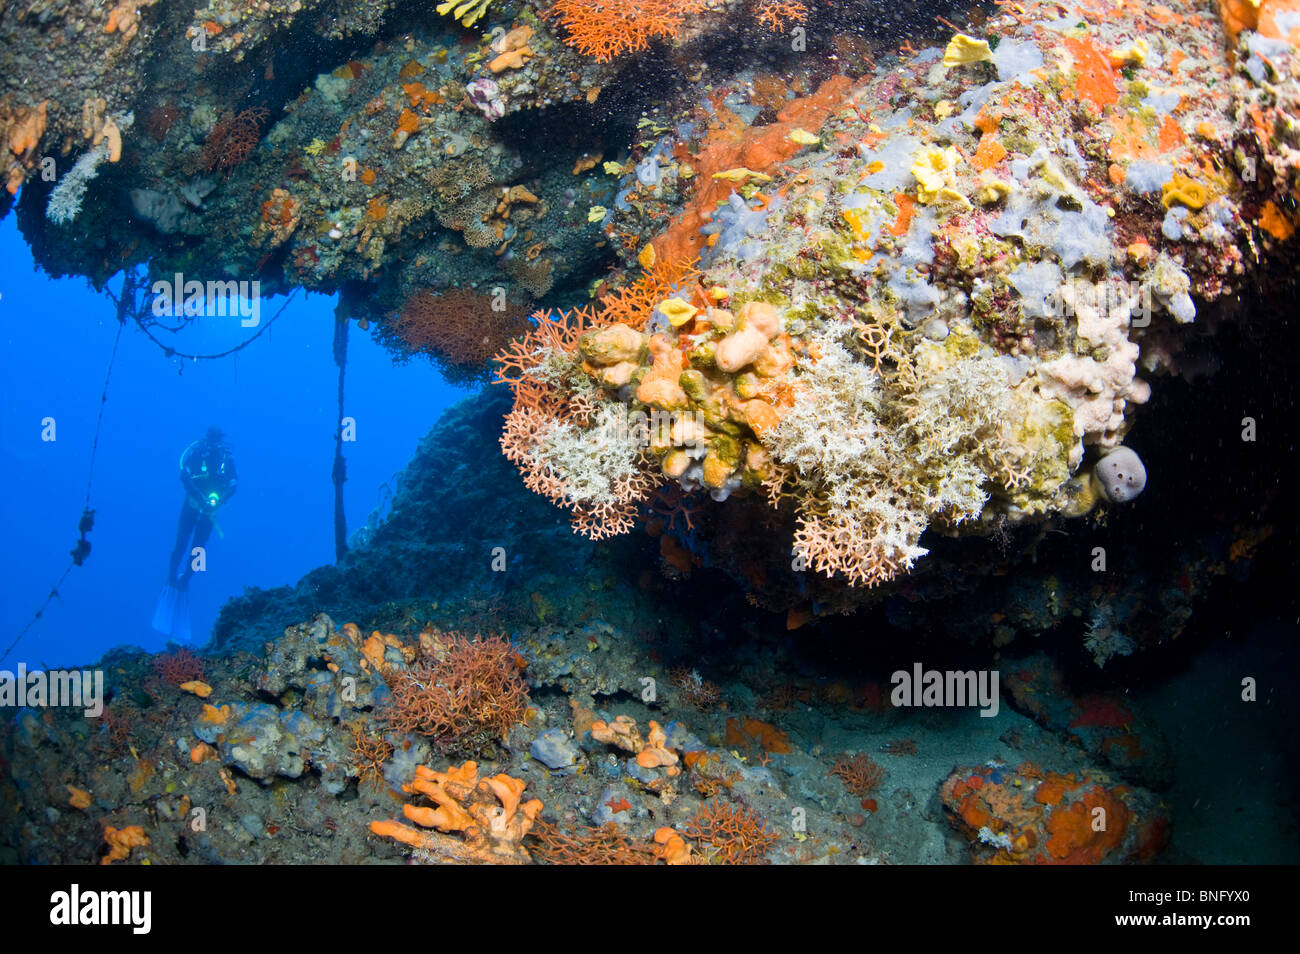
[370,761,542,864]
[494,307,598,398]
[348,721,394,791]
[493,257,700,540]
[385,288,532,381]
[648,484,703,533]
[570,467,663,539]
[102,824,149,865]
[530,820,659,864]
[379,632,529,746]
[500,408,562,494]
[682,801,779,864]
[830,752,886,797]
[595,256,702,331]
[792,485,928,588]
[756,0,809,31]
[548,0,711,62]
[494,253,697,397]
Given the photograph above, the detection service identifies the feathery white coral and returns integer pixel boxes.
[45,111,133,226]
[766,331,1028,586]
[45,144,110,225]
[769,336,892,485]
[906,345,1018,522]
[770,334,930,586]
[537,403,643,506]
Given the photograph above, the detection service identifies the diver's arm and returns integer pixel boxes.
[181,471,201,504]
[179,442,201,501]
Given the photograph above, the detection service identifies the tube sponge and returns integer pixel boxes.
[1094,446,1146,503]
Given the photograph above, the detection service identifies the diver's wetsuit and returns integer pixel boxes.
[166,436,237,590]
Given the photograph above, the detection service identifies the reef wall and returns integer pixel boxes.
[494,0,1300,618]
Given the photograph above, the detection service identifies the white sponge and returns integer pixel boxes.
[1094,447,1146,503]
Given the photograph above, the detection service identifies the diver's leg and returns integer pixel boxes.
[168,502,197,584]
[156,501,196,634]
[179,513,213,589]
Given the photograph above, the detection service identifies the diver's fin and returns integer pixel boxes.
[171,587,192,643]
[151,585,179,635]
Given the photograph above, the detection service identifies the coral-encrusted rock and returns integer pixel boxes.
[1004,653,1172,788]
[193,701,326,782]
[496,0,1300,616]
[939,763,1169,864]
[258,615,388,717]
[530,727,579,769]
[210,390,647,656]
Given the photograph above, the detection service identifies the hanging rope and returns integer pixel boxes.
[130,286,297,361]
[331,303,350,561]
[1,271,132,665]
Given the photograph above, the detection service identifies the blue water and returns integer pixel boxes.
[0,217,469,668]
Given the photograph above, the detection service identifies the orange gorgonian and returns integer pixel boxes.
[547,0,711,62]
[756,0,809,31]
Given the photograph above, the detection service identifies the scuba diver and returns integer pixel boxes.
[152,428,237,642]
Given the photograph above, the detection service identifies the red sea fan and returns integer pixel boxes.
[152,647,204,686]
[201,106,269,174]
[385,288,532,381]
